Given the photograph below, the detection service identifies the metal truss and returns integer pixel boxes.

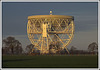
[27,14,74,54]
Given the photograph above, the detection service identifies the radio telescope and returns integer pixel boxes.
[27,11,74,54]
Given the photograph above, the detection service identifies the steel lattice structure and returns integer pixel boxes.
[27,11,74,54]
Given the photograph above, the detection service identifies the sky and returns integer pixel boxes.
[2,2,98,51]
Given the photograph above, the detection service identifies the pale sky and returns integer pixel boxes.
[2,2,98,50]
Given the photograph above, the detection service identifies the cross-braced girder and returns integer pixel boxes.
[27,15,74,54]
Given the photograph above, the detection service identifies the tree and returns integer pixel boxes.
[70,46,77,52]
[25,44,34,53]
[14,40,23,54]
[49,41,61,54]
[3,36,23,54]
[88,42,98,52]
[2,47,9,54]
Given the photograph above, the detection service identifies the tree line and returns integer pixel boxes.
[2,36,98,55]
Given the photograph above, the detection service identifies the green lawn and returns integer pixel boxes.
[2,55,98,68]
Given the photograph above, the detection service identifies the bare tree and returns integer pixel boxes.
[70,46,76,51]
[2,47,9,54]
[49,41,61,54]
[14,40,23,54]
[3,36,23,54]
[88,42,98,52]
[25,44,34,54]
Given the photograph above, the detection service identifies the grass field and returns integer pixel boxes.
[2,55,98,68]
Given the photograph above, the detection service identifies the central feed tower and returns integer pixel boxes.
[27,11,74,54]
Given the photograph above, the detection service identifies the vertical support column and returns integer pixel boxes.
[41,22,49,54]
[40,36,43,54]
[27,20,31,33]
[47,34,49,53]
[42,23,47,37]
[71,20,74,34]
